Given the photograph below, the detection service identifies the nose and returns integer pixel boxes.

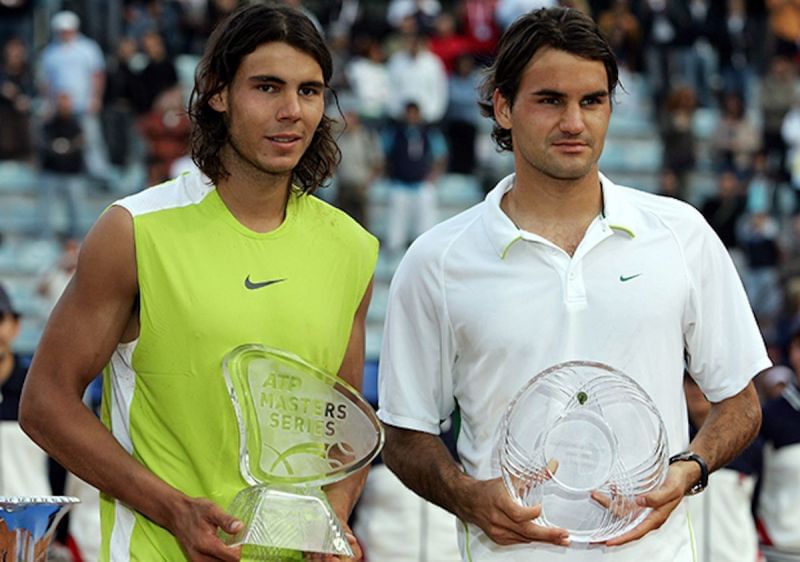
[559,102,585,135]
[277,92,301,121]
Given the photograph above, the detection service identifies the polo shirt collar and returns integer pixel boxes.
[482,172,641,259]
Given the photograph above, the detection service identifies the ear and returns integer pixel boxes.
[493,88,512,130]
[208,88,228,113]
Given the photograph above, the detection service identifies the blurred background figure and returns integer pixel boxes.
[659,85,697,201]
[387,28,448,124]
[0,283,50,497]
[38,10,112,184]
[0,37,33,162]
[758,327,800,551]
[334,99,384,228]
[38,92,87,240]
[444,53,481,176]
[382,100,447,254]
[138,86,191,186]
[36,237,79,318]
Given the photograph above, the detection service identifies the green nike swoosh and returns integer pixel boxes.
[245,275,287,290]
[619,273,643,282]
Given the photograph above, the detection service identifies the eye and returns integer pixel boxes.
[581,96,605,106]
[539,97,561,105]
[299,86,322,97]
[257,84,278,93]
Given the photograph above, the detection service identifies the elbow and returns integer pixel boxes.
[18,382,47,446]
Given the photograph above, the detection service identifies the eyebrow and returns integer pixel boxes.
[532,89,609,99]
[249,75,325,89]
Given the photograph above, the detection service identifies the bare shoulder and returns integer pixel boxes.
[72,205,138,300]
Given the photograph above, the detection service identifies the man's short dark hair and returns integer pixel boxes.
[478,7,619,152]
[188,3,340,193]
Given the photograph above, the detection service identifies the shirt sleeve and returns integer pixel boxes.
[377,238,457,435]
[682,212,771,402]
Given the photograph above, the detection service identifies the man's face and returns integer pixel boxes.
[0,313,20,361]
[210,41,325,181]
[493,48,611,183]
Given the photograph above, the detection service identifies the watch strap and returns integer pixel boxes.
[668,451,708,495]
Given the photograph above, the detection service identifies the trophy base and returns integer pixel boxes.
[0,496,80,562]
[221,485,353,558]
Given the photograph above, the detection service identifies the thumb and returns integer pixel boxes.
[212,508,244,535]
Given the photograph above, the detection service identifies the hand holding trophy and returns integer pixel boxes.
[499,361,669,543]
[219,345,384,559]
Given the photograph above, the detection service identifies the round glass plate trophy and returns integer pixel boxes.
[0,496,80,562]
[499,361,668,542]
[220,345,384,559]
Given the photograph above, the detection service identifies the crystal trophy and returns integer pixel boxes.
[499,361,668,542]
[0,496,80,562]
[220,345,384,558]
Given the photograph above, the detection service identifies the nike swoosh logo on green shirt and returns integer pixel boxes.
[244,275,287,290]
[619,273,643,282]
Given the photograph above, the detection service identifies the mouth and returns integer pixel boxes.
[266,134,303,146]
[552,141,589,154]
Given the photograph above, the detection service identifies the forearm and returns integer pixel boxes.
[688,381,762,473]
[324,466,368,522]
[20,389,186,530]
[382,425,474,520]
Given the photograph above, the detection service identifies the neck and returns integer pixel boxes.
[502,168,603,231]
[215,148,294,233]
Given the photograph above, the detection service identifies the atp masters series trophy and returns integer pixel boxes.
[220,345,384,558]
[0,496,80,562]
[499,361,669,542]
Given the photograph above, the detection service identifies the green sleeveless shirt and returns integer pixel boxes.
[99,171,378,560]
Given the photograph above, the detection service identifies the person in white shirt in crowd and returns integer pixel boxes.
[386,27,448,124]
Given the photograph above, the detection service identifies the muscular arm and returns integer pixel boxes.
[383,425,569,546]
[607,379,763,546]
[19,207,241,561]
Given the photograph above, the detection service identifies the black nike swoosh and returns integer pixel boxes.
[244,275,287,290]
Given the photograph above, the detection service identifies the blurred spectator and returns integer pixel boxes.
[657,167,682,198]
[780,92,800,204]
[38,10,112,183]
[710,90,762,175]
[684,375,762,562]
[334,103,384,227]
[138,86,191,185]
[701,170,748,252]
[387,0,441,32]
[387,29,448,123]
[279,0,323,33]
[705,0,751,105]
[457,0,500,61]
[138,30,179,114]
[38,93,87,240]
[738,210,783,334]
[444,53,481,175]
[103,36,142,167]
[346,36,391,129]
[756,365,794,401]
[597,0,643,72]
[659,85,697,201]
[760,54,796,182]
[36,237,80,317]
[495,0,558,29]
[766,0,800,57]
[429,12,473,73]
[0,0,33,55]
[0,37,33,161]
[383,101,447,253]
[757,327,800,550]
[638,0,695,113]
[0,283,50,496]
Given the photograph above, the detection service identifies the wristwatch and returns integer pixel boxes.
[668,451,708,495]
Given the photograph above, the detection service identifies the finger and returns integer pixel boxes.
[591,490,611,508]
[605,510,666,546]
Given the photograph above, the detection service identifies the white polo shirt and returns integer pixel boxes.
[378,173,771,562]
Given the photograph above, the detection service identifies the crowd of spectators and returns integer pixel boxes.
[2,0,800,560]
